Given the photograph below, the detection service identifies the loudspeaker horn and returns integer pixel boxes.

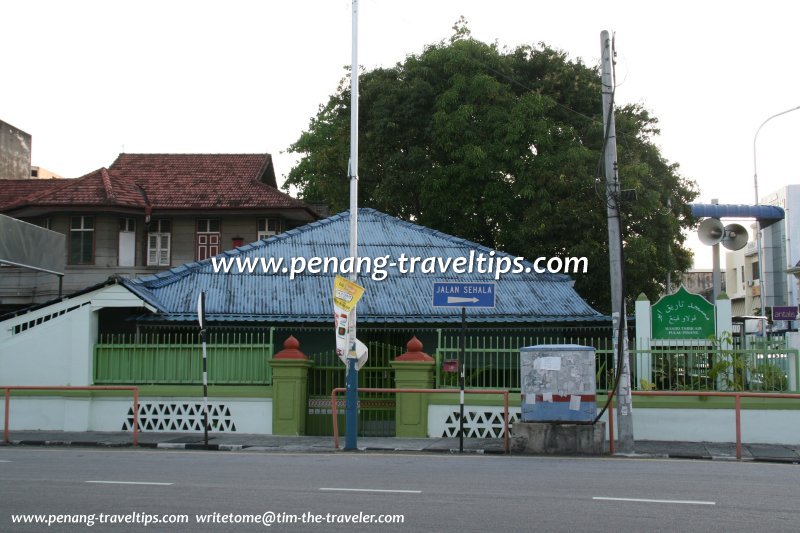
[698,218,724,245]
[722,223,748,251]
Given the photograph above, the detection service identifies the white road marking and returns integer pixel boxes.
[593,496,715,506]
[320,487,421,494]
[86,481,173,486]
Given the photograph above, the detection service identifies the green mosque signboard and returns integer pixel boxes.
[652,287,715,340]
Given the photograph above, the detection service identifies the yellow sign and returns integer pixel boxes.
[333,276,365,312]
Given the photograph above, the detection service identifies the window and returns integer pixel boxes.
[257,218,283,240]
[69,216,94,264]
[147,219,171,266]
[196,219,220,260]
[119,218,135,232]
[752,261,760,281]
[35,218,51,230]
[741,266,745,284]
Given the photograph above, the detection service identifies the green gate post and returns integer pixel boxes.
[269,336,313,435]
[390,337,435,438]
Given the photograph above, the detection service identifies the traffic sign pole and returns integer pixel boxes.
[459,306,466,453]
[432,282,495,454]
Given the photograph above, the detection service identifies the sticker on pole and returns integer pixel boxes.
[333,276,365,363]
[432,282,496,308]
[333,276,365,312]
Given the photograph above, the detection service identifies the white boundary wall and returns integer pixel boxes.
[429,403,800,445]
[1,396,272,434]
[0,284,153,386]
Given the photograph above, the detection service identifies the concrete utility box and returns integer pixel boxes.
[520,344,596,423]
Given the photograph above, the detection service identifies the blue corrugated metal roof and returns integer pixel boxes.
[691,203,785,227]
[123,209,605,324]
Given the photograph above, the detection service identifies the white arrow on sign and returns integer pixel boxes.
[447,296,479,304]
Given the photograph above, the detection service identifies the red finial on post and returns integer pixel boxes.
[395,336,433,362]
[273,335,308,360]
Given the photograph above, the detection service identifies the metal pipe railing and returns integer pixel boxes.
[331,387,509,453]
[606,390,800,460]
[3,386,139,447]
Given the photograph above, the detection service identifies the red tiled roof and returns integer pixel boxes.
[111,153,304,210]
[1,153,313,214]
[4,168,146,210]
[0,179,67,210]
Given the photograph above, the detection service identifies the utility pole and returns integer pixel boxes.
[344,0,360,451]
[600,30,634,453]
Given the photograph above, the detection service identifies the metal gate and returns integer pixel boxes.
[306,341,400,436]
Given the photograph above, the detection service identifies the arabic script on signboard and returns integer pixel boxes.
[651,286,715,340]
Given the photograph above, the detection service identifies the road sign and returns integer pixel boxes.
[433,282,496,308]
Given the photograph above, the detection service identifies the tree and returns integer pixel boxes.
[284,24,698,313]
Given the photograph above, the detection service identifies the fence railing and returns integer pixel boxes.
[306,342,401,437]
[632,345,798,392]
[434,334,614,392]
[94,333,274,385]
[608,391,800,459]
[432,333,798,393]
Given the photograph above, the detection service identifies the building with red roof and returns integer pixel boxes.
[0,153,320,309]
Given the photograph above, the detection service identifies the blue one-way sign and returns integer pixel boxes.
[433,282,496,308]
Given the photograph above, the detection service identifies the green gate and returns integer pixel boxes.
[306,341,400,436]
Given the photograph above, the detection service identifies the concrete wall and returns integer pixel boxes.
[0,304,96,386]
[0,284,149,385]
[428,402,800,445]
[0,397,272,434]
[0,120,32,180]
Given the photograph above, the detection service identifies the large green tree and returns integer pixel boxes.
[285,24,697,313]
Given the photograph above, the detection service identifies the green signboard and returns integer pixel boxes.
[651,286,715,340]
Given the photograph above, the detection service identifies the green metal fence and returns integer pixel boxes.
[94,332,274,385]
[434,332,615,392]
[633,341,798,392]
[306,341,400,437]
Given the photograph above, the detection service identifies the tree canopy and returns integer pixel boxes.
[284,24,698,313]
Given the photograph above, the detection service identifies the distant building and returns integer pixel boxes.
[0,153,320,311]
[29,166,64,180]
[666,269,719,301]
[0,120,32,181]
[725,184,800,321]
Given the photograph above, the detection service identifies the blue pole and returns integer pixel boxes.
[345,356,358,450]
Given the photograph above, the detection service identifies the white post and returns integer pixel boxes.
[634,294,652,390]
[344,0,360,451]
[787,332,799,392]
[715,293,734,390]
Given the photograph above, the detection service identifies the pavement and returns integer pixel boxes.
[2,430,800,463]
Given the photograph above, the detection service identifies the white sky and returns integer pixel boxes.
[3,0,799,268]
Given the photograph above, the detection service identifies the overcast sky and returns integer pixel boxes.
[3,0,798,268]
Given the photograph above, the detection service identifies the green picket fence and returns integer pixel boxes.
[93,332,274,385]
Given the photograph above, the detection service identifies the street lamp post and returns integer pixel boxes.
[752,105,800,318]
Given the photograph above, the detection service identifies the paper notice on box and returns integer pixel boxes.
[569,395,581,411]
[526,394,536,405]
[533,356,562,371]
[542,392,553,402]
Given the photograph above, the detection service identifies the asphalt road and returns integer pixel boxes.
[1,448,798,532]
